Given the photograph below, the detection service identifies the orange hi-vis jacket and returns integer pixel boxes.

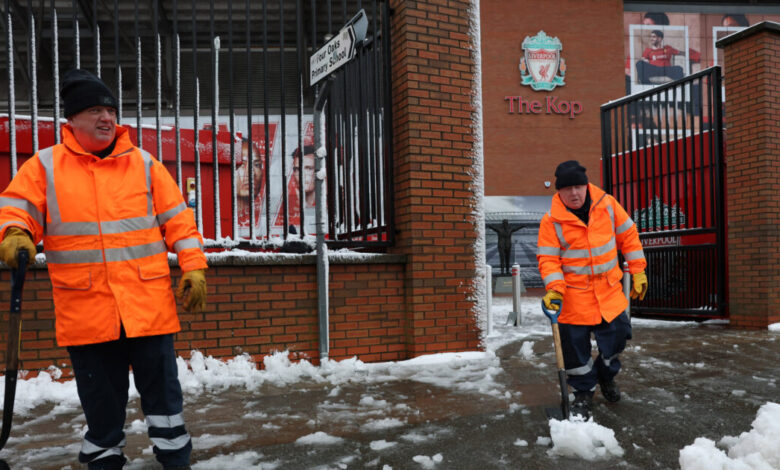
[537,184,646,325]
[0,124,207,346]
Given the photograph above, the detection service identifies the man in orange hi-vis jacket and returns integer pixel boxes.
[537,160,647,420]
[0,69,206,470]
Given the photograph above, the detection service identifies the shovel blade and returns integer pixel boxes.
[545,406,565,420]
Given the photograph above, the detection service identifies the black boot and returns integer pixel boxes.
[570,391,593,419]
[87,455,126,470]
[599,378,621,402]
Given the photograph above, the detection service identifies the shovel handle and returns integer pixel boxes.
[0,250,29,451]
[10,250,29,312]
[551,323,566,370]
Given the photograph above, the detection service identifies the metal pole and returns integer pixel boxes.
[486,263,492,336]
[512,263,522,326]
[314,80,331,360]
[623,261,631,320]
[7,11,17,177]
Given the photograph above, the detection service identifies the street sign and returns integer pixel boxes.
[309,9,368,86]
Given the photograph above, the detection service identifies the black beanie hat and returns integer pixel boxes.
[61,69,118,118]
[554,160,588,190]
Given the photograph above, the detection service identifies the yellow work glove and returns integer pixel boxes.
[0,227,36,268]
[631,271,648,301]
[176,269,207,313]
[543,289,564,311]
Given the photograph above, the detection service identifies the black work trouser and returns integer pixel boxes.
[558,312,632,394]
[67,328,191,469]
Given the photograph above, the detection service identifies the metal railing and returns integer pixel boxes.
[320,6,393,247]
[1,0,393,250]
[600,67,726,318]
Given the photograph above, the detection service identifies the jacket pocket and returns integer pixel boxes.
[51,268,92,290]
[607,266,623,286]
[138,261,170,281]
[565,273,590,290]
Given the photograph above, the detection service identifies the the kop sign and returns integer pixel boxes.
[505,31,582,119]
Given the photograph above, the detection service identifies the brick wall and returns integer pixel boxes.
[389,0,482,355]
[480,0,624,196]
[0,255,407,376]
[719,22,780,328]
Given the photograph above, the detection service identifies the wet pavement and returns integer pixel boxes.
[2,296,779,469]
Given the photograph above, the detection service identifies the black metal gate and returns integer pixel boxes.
[318,4,394,248]
[601,66,726,319]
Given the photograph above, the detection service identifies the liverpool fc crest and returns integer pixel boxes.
[519,31,566,91]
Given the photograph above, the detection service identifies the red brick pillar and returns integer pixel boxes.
[389,0,483,355]
[718,22,780,328]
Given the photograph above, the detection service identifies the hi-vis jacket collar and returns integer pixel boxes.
[62,124,134,159]
[549,183,607,224]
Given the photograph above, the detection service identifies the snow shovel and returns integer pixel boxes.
[541,299,569,420]
[0,249,30,468]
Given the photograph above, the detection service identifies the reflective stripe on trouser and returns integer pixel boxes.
[67,329,191,468]
[558,312,632,393]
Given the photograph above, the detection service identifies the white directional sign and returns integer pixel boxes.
[309,10,368,86]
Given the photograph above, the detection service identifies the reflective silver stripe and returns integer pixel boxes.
[552,222,570,249]
[139,149,155,216]
[543,272,564,284]
[92,449,123,462]
[157,202,186,226]
[601,353,619,367]
[0,221,31,232]
[606,204,615,228]
[616,217,634,235]
[562,264,591,275]
[146,413,186,428]
[150,433,191,451]
[101,215,158,234]
[592,257,618,274]
[623,249,645,261]
[566,357,594,376]
[46,248,104,264]
[48,240,167,264]
[104,240,167,262]
[537,246,561,256]
[174,238,203,253]
[47,220,100,236]
[37,147,61,226]
[590,237,616,257]
[562,257,618,276]
[561,248,589,259]
[81,437,126,455]
[49,216,159,236]
[0,197,45,228]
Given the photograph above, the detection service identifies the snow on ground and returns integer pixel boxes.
[0,296,777,469]
[678,402,780,470]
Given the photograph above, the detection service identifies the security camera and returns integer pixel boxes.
[544,181,551,188]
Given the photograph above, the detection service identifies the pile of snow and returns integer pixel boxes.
[412,453,443,468]
[547,416,624,460]
[295,431,343,446]
[175,349,505,398]
[679,402,780,470]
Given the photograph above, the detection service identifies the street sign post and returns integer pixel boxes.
[309,9,368,86]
